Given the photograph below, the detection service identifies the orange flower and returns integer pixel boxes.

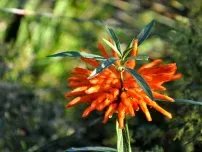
[65,40,181,129]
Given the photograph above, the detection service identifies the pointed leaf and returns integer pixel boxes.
[116,121,132,152]
[137,20,155,45]
[122,47,132,60]
[125,68,153,100]
[122,38,134,60]
[103,38,121,57]
[88,58,118,79]
[47,51,105,61]
[126,55,149,61]
[174,99,202,105]
[155,98,202,106]
[116,120,124,152]
[105,25,122,55]
[66,146,117,152]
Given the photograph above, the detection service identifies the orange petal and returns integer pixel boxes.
[72,67,91,75]
[68,81,89,87]
[103,103,118,123]
[66,94,96,108]
[66,97,83,108]
[138,101,152,121]
[121,92,135,116]
[85,85,100,94]
[65,86,89,97]
[149,84,167,91]
[98,42,109,58]
[90,94,107,109]
[82,106,94,117]
[152,91,174,102]
[150,101,172,119]
[170,73,182,81]
[118,103,126,129]
[130,98,139,111]
[111,79,121,88]
[126,89,141,100]
[126,39,138,69]
[138,59,163,72]
[109,88,119,99]
[96,95,115,111]
[81,57,100,67]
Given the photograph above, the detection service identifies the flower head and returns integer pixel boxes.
[65,40,181,129]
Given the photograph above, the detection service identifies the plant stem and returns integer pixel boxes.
[116,120,132,152]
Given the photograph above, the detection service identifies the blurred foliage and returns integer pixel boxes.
[0,0,202,152]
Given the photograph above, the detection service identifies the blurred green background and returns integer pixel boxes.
[0,0,202,152]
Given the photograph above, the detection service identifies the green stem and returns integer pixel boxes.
[116,120,132,152]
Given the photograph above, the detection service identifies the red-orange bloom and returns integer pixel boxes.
[65,40,181,129]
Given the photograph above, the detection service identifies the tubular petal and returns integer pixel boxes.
[127,89,141,100]
[98,42,109,58]
[150,101,172,119]
[138,59,163,72]
[139,101,152,121]
[103,103,117,123]
[170,73,182,81]
[82,106,94,117]
[139,64,177,76]
[73,67,91,75]
[109,88,119,98]
[90,94,107,109]
[96,95,114,111]
[118,103,126,129]
[152,91,174,102]
[68,81,89,87]
[85,85,100,94]
[66,94,98,107]
[121,92,135,116]
[65,86,89,97]
[126,39,138,69]
[81,58,100,67]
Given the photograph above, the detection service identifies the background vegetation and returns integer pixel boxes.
[0,0,202,151]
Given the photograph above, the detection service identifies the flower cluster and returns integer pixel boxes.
[65,40,181,128]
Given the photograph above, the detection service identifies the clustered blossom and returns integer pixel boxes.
[65,40,181,128]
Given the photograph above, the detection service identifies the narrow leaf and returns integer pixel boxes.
[125,68,153,100]
[103,38,121,57]
[116,120,132,152]
[88,58,118,79]
[122,38,134,60]
[116,120,124,152]
[105,25,122,55]
[126,55,149,61]
[66,146,117,152]
[122,47,132,60]
[47,51,105,61]
[137,20,155,45]
[155,99,202,106]
[174,99,202,105]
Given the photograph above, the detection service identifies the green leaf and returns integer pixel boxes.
[137,20,155,45]
[88,58,118,79]
[103,38,122,57]
[174,99,202,105]
[47,51,105,61]
[126,55,149,61]
[116,120,132,152]
[116,120,124,152]
[155,98,202,105]
[122,38,134,60]
[105,25,122,55]
[66,146,117,152]
[125,68,153,100]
